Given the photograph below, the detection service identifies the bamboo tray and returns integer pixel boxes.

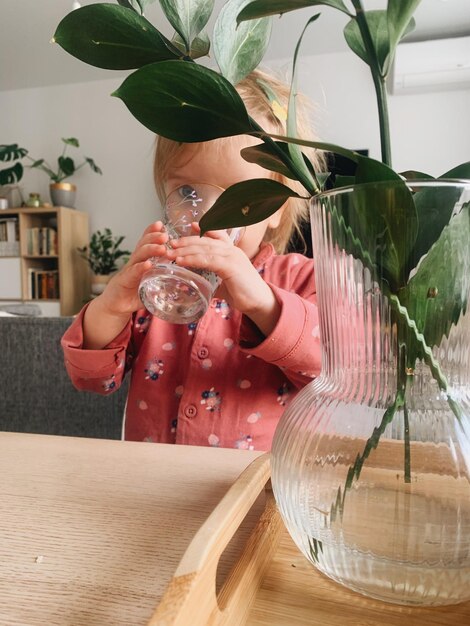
[153,456,470,626]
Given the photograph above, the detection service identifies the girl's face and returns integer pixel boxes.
[163,135,283,260]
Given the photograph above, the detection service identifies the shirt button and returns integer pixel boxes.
[184,404,197,418]
[197,346,209,359]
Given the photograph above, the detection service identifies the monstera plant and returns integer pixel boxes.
[0,144,28,186]
[53,0,470,606]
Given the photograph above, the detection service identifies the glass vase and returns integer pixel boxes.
[271,180,470,606]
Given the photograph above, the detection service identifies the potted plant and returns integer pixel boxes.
[54,0,470,605]
[0,143,28,207]
[28,137,102,208]
[78,228,130,295]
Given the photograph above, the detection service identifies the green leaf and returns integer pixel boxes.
[385,0,420,74]
[354,155,403,185]
[117,0,139,13]
[399,201,470,349]
[400,170,433,181]
[199,178,304,233]
[58,156,75,177]
[0,163,23,185]
[214,0,272,85]
[343,11,389,74]
[237,0,352,23]
[53,4,179,70]
[85,157,103,175]
[172,31,210,59]
[29,160,57,180]
[160,0,215,53]
[241,142,315,180]
[62,137,79,148]
[440,161,470,180]
[286,14,320,191]
[264,133,403,185]
[0,144,28,162]
[344,6,417,77]
[344,181,418,290]
[332,174,355,188]
[113,60,253,141]
[406,180,468,273]
[117,0,155,14]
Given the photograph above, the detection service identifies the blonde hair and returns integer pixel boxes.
[154,68,326,254]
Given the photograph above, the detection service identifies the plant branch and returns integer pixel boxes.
[248,116,319,195]
[351,0,392,166]
[403,401,411,483]
[389,294,462,423]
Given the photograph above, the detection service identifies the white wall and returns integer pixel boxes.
[0,78,161,250]
[1,51,469,249]
[286,51,470,175]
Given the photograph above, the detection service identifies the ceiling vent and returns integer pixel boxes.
[388,36,470,95]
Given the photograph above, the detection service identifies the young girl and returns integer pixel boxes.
[61,69,325,451]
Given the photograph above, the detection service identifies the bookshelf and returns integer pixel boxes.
[0,206,90,316]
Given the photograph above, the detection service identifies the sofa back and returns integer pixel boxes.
[0,316,128,439]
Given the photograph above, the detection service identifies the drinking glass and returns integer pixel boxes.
[139,183,242,324]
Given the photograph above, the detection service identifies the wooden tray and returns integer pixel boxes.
[152,456,470,626]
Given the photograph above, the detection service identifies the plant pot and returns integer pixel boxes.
[91,273,111,295]
[271,180,470,606]
[50,182,76,208]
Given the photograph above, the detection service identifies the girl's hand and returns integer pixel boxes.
[166,225,281,336]
[96,221,169,318]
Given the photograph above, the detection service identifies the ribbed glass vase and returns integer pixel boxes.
[272,180,470,606]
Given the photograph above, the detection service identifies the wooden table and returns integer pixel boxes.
[1,432,469,626]
[0,432,263,626]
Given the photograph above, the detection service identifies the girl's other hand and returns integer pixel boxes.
[96,221,169,318]
[166,224,281,336]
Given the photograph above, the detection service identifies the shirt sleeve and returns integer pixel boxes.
[239,253,322,388]
[61,303,132,395]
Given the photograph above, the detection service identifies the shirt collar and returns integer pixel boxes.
[251,242,275,270]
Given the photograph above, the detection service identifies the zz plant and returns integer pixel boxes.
[54,0,469,496]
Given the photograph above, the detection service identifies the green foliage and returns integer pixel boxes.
[199,178,305,232]
[112,61,254,141]
[213,0,272,86]
[54,0,470,499]
[0,144,28,185]
[77,228,131,275]
[28,137,102,183]
[160,0,214,54]
[53,5,180,70]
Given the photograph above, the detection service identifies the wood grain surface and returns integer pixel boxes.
[245,529,470,626]
[0,432,262,626]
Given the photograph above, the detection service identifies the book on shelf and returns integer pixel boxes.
[0,217,20,255]
[0,217,18,242]
[26,227,58,255]
[28,268,60,300]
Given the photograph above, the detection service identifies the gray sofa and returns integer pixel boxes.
[0,316,128,439]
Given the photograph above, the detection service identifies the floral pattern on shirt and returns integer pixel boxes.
[211,299,231,319]
[277,382,291,406]
[201,387,221,412]
[234,433,254,450]
[144,357,164,381]
[102,375,116,392]
[136,314,150,334]
[187,322,197,335]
